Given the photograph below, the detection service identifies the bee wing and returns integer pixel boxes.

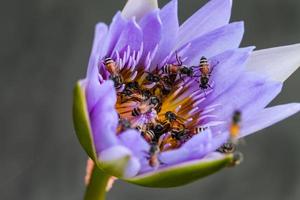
[209,59,220,69]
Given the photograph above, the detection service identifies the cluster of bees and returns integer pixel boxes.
[103,53,241,168]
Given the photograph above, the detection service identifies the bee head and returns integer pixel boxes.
[165,111,176,121]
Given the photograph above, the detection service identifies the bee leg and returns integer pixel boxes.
[175,51,183,65]
[207,84,213,89]
[159,159,166,166]
[202,88,207,97]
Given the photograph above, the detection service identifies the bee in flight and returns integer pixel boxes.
[217,142,236,154]
[103,57,123,90]
[131,96,161,117]
[161,52,194,80]
[230,110,242,143]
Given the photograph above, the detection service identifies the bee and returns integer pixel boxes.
[117,118,131,134]
[228,152,244,167]
[103,57,123,89]
[141,129,156,143]
[120,88,151,103]
[197,75,212,94]
[155,75,173,96]
[199,56,212,77]
[165,111,185,130]
[161,52,194,80]
[217,142,236,154]
[147,142,162,168]
[230,110,242,140]
[194,126,208,134]
[171,128,191,143]
[145,72,161,83]
[131,96,161,116]
[142,123,169,143]
[159,132,181,151]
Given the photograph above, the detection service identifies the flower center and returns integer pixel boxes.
[102,54,216,152]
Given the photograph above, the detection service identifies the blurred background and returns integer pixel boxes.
[1,0,300,199]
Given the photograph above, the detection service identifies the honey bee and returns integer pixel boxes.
[217,142,236,154]
[230,110,242,141]
[197,75,212,95]
[194,126,208,134]
[141,129,156,143]
[155,75,173,96]
[161,53,194,80]
[159,132,181,151]
[199,56,212,77]
[131,96,161,116]
[147,142,163,168]
[228,152,244,167]
[120,88,151,103]
[103,57,123,89]
[171,128,191,143]
[164,111,185,125]
[145,72,161,83]
[142,123,169,142]
[117,118,131,134]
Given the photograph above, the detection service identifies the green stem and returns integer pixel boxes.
[84,166,110,200]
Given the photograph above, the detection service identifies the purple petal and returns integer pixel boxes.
[98,145,141,178]
[159,129,227,165]
[204,47,254,103]
[151,0,179,66]
[86,23,108,79]
[112,18,143,54]
[240,103,300,137]
[118,129,150,160]
[90,81,119,153]
[177,0,232,48]
[210,73,282,129]
[85,76,102,112]
[180,22,244,65]
[139,10,162,64]
[103,12,128,56]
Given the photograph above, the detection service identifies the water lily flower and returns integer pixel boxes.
[73,0,300,199]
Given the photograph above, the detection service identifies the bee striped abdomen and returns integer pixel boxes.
[142,130,156,143]
[132,107,141,116]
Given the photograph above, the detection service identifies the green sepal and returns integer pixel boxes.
[125,154,233,188]
[73,81,98,162]
[99,154,131,178]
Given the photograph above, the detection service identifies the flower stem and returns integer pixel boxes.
[84,166,110,200]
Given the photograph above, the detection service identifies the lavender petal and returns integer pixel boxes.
[86,23,108,79]
[118,129,150,160]
[102,12,128,56]
[203,47,254,104]
[139,10,162,65]
[151,0,179,66]
[159,129,227,165]
[176,0,232,48]
[180,22,244,65]
[89,81,119,153]
[210,73,282,132]
[240,103,300,137]
[112,18,143,55]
